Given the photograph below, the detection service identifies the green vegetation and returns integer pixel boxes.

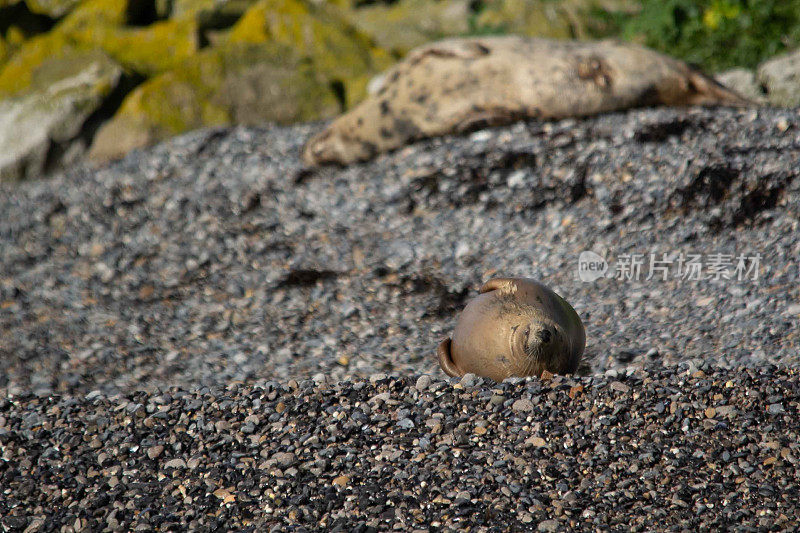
[602,0,800,71]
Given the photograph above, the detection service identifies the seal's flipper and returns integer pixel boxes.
[685,68,753,107]
[479,278,518,295]
[437,338,463,377]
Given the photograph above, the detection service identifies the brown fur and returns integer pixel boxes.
[303,36,751,166]
[437,277,585,382]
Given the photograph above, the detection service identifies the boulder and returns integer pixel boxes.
[347,0,471,54]
[0,0,126,97]
[758,48,800,107]
[88,42,340,163]
[228,0,392,107]
[473,0,586,39]
[25,0,81,17]
[0,49,122,181]
[0,31,73,96]
[65,17,199,77]
[0,34,8,68]
[715,68,767,104]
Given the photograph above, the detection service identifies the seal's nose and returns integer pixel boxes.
[537,327,552,344]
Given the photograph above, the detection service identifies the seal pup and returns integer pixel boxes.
[303,36,751,166]
[437,277,585,381]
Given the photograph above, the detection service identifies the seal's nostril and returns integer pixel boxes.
[538,329,552,343]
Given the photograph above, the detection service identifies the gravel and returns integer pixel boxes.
[1,367,798,530]
[1,106,799,529]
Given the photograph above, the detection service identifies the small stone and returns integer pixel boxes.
[164,459,186,469]
[332,475,350,487]
[538,519,559,532]
[213,488,236,504]
[767,403,785,415]
[397,418,414,429]
[526,436,547,447]
[512,399,534,412]
[460,373,477,387]
[147,445,164,460]
[272,452,296,467]
[610,381,630,393]
[415,375,431,391]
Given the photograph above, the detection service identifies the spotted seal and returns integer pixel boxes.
[437,277,585,381]
[303,36,751,166]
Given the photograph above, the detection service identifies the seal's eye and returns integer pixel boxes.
[538,328,552,343]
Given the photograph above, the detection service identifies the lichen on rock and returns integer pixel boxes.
[347,0,471,54]
[758,48,800,108]
[66,16,199,77]
[88,42,341,163]
[25,0,82,17]
[0,48,122,180]
[228,0,392,107]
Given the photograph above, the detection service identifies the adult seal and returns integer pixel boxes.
[438,277,585,381]
[303,36,751,166]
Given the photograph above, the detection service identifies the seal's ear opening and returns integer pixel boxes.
[479,277,515,294]
[437,338,462,377]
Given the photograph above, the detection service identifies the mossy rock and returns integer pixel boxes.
[347,0,471,54]
[88,42,341,162]
[0,30,74,97]
[172,0,255,18]
[0,35,8,69]
[228,0,391,107]
[0,0,128,96]
[25,0,82,17]
[55,0,127,29]
[472,0,578,39]
[0,48,122,180]
[65,17,199,77]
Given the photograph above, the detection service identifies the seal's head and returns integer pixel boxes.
[438,277,585,381]
[302,112,378,166]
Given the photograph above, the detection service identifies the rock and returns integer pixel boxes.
[474,0,583,39]
[414,375,431,391]
[66,17,199,77]
[88,42,341,163]
[512,398,534,412]
[164,458,187,469]
[0,32,74,97]
[610,381,630,393]
[228,0,391,108]
[715,68,767,104]
[347,0,471,54]
[147,445,164,459]
[758,48,800,107]
[0,49,122,181]
[537,519,560,532]
[25,0,81,17]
